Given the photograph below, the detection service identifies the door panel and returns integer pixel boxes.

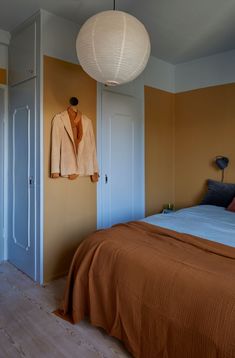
[8,79,36,279]
[13,106,30,250]
[100,90,144,228]
[109,113,134,224]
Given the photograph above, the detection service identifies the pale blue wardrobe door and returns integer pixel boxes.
[8,79,36,279]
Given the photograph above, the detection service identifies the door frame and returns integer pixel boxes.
[96,83,103,229]
[0,84,8,261]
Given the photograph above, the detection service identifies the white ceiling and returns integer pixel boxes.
[0,0,235,64]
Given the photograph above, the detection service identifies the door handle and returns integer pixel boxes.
[29,176,34,186]
[105,174,108,184]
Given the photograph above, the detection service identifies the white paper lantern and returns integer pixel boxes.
[76,10,151,86]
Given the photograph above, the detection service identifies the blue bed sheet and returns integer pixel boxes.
[143,205,235,248]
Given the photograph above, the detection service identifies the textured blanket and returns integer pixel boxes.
[59,222,235,358]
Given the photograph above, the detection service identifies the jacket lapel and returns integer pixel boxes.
[61,111,76,154]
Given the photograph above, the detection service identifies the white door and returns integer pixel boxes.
[0,88,4,261]
[8,79,36,279]
[99,90,144,228]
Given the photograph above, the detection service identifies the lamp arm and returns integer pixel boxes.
[222,169,224,182]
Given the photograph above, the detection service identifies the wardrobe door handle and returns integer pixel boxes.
[105,174,108,184]
[29,176,34,186]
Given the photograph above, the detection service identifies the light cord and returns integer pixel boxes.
[222,169,224,182]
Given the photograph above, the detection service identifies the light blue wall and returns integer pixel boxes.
[0,87,5,262]
[175,49,235,92]
[0,29,10,70]
[41,10,80,65]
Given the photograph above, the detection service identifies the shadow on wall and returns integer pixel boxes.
[50,229,86,281]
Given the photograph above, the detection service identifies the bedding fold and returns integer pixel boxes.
[58,221,235,358]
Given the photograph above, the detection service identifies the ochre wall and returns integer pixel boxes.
[0,68,7,84]
[145,86,175,215]
[43,56,97,282]
[175,83,235,208]
[145,83,235,215]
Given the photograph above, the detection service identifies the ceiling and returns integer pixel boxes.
[0,0,235,64]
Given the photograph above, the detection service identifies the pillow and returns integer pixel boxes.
[200,179,235,207]
[227,197,235,212]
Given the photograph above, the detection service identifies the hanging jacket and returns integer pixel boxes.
[51,110,99,178]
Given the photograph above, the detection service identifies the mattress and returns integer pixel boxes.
[143,204,235,248]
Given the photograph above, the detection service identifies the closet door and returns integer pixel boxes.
[99,90,144,228]
[8,79,36,279]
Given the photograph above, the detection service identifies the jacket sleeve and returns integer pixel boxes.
[88,119,99,174]
[51,115,62,175]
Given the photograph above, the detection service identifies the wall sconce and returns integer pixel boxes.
[215,155,229,182]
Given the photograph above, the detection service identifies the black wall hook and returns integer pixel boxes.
[69,97,79,106]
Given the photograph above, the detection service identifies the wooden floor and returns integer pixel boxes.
[0,262,131,358]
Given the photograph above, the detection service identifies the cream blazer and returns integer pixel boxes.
[51,110,99,177]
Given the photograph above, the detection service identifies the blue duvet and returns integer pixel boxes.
[143,205,235,248]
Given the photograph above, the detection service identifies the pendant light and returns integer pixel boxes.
[76,0,151,86]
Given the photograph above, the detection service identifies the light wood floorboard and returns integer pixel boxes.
[0,262,131,358]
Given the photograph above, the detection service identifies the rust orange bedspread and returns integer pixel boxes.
[60,221,235,358]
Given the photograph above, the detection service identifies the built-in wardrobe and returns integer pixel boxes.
[7,13,42,282]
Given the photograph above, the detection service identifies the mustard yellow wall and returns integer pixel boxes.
[145,83,235,214]
[145,86,175,216]
[0,68,7,84]
[43,56,97,282]
[175,83,235,208]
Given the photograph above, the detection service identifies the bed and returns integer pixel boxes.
[59,205,235,358]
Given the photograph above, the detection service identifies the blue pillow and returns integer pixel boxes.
[201,179,235,207]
